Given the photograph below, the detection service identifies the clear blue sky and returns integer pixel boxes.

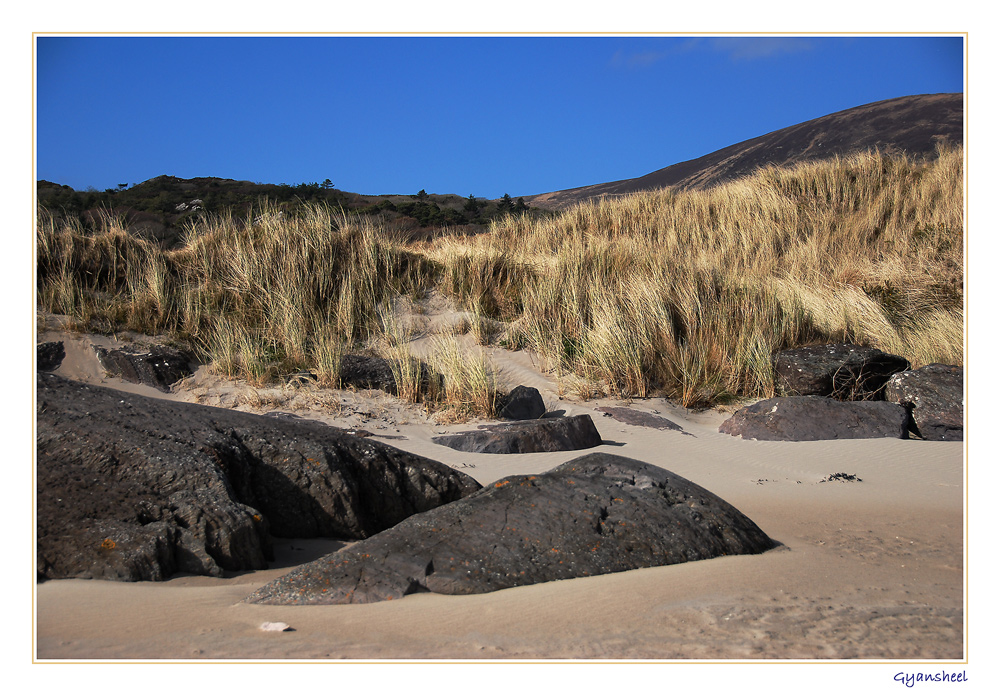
[35,35,964,199]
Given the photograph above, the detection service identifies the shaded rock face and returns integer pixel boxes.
[339,354,397,392]
[245,453,777,605]
[885,364,964,441]
[36,373,480,582]
[773,343,910,400]
[94,344,193,392]
[37,341,65,372]
[497,385,546,420]
[431,415,602,454]
[719,396,910,441]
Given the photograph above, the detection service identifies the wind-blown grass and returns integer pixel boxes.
[37,202,434,384]
[37,147,964,411]
[424,146,964,406]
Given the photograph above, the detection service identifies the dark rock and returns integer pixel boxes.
[497,385,547,420]
[286,371,318,386]
[338,354,440,395]
[596,406,684,432]
[245,453,777,605]
[37,341,65,372]
[339,354,397,391]
[94,344,193,392]
[36,373,480,582]
[773,343,910,400]
[719,396,910,441]
[431,414,602,454]
[885,364,964,441]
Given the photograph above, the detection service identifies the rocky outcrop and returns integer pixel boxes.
[497,385,546,420]
[94,344,193,392]
[885,364,964,441]
[773,343,910,400]
[245,453,777,605]
[36,373,480,582]
[719,396,910,441]
[431,415,603,454]
[37,341,65,372]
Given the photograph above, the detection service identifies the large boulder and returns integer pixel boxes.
[36,373,480,582]
[94,344,193,392]
[773,343,910,400]
[719,396,910,441]
[497,385,546,420]
[431,414,602,454]
[245,453,777,605]
[885,364,963,441]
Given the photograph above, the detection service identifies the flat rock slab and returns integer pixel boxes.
[36,373,480,582]
[94,344,193,392]
[885,363,963,441]
[596,406,685,432]
[245,453,777,605]
[431,414,602,454]
[719,396,910,441]
[773,343,910,400]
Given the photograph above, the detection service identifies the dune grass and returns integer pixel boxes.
[423,146,964,406]
[36,147,964,411]
[38,202,434,386]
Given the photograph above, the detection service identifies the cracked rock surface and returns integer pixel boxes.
[245,452,776,605]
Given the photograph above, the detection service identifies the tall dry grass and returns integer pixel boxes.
[37,202,434,385]
[37,147,964,410]
[424,147,964,406]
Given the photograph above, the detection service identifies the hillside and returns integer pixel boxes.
[524,93,963,210]
[36,176,538,248]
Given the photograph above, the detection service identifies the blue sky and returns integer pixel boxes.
[36,35,964,199]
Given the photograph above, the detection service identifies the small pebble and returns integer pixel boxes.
[260,621,292,632]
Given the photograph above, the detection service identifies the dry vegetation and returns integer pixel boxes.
[36,147,964,411]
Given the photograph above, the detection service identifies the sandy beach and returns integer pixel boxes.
[33,326,965,663]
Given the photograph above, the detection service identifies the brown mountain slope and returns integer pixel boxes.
[524,93,963,210]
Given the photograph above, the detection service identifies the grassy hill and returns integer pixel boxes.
[524,93,963,210]
[37,175,542,247]
[37,146,963,411]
